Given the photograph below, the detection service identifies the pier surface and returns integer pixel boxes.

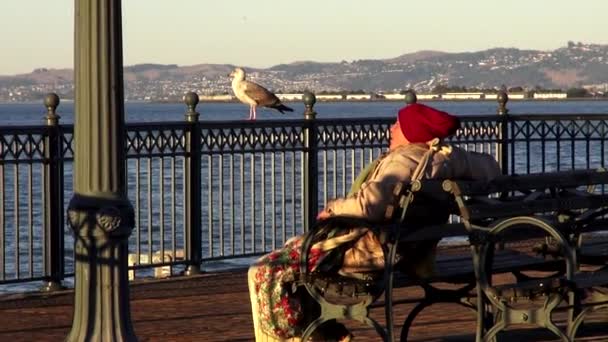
[0,269,606,341]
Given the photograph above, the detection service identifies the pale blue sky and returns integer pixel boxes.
[1,0,606,75]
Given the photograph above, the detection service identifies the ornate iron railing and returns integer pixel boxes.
[1,91,607,290]
[509,114,608,173]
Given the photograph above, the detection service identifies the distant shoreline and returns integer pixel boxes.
[1,98,606,105]
[147,97,608,104]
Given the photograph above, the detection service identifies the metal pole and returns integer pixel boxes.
[183,92,202,275]
[42,93,65,292]
[302,91,318,231]
[66,0,137,340]
[497,90,510,175]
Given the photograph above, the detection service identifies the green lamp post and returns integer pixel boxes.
[66,0,137,340]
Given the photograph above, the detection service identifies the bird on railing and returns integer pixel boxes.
[228,67,294,120]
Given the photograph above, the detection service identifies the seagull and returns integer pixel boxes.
[228,67,294,120]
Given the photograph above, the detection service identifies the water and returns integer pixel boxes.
[2,100,608,125]
[1,100,607,294]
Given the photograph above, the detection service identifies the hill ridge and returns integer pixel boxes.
[2,42,607,102]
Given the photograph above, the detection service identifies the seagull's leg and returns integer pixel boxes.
[248,106,253,120]
[253,106,257,120]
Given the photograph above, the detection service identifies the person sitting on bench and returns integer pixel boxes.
[247,103,501,341]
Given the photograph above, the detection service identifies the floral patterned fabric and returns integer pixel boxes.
[251,157,382,340]
[253,235,328,339]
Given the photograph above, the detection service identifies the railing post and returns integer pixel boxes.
[404,90,418,105]
[42,93,65,292]
[184,92,202,275]
[302,91,318,231]
[497,90,510,175]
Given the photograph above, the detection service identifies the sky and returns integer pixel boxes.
[0,0,607,75]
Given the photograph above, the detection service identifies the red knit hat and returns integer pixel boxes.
[397,103,460,143]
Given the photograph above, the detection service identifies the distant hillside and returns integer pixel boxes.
[0,68,73,86]
[383,50,448,64]
[2,42,607,102]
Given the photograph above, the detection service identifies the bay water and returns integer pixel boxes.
[0,100,607,294]
[1,100,608,125]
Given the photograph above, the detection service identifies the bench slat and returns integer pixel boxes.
[466,194,608,221]
[398,223,467,242]
[451,169,608,196]
[567,269,608,289]
[393,249,562,287]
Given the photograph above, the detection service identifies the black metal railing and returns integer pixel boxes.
[1,91,607,290]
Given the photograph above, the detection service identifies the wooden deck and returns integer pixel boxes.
[0,269,606,341]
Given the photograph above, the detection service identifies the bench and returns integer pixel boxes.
[298,168,608,341]
[445,169,608,341]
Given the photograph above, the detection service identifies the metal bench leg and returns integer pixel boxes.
[483,293,570,342]
[567,285,579,334]
[545,321,570,342]
[350,297,389,341]
[475,284,490,342]
[400,282,477,342]
[568,303,608,341]
[483,319,506,342]
[301,308,387,342]
[568,306,593,341]
[400,300,429,342]
[300,316,328,342]
[363,316,389,342]
[384,241,398,342]
[544,296,571,342]
[472,247,492,342]
[301,296,387,342]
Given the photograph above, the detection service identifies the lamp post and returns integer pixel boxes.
[66,0,137,340]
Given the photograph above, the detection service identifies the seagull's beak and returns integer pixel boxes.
[228,72,234,78]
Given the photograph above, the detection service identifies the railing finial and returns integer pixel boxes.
[43,93,61,126]
[404,90,417,105]
[303,91,317,120]
[184,91,200,122]
[497,90,509,115]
